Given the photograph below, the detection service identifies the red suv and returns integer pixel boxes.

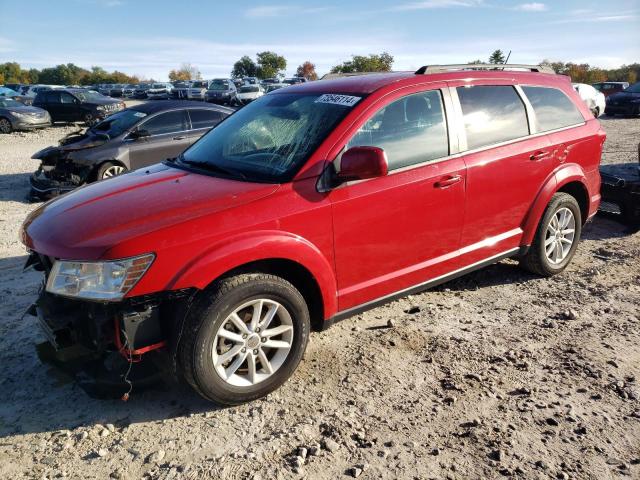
[21,64,604,405]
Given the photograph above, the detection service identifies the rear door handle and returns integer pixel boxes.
[172,135,187,140]
[434,175,462,188]
[529,150,550,161]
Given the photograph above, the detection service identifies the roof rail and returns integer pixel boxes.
[415,64,555,75]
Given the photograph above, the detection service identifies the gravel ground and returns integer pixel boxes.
[0,114,638,480]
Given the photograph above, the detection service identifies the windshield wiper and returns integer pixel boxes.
[177,154,247,179]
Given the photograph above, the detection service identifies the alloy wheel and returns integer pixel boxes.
[212,298,294,387]
[544,207,576,264]
[0,118,12,134]
[102,165,126,178]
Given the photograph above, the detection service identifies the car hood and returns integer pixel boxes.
[32,131,109,158]
[22,163,280,259]
[608,91,640,102]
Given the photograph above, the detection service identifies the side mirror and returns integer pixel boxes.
[337,146,388,182]
[131,129,150,139]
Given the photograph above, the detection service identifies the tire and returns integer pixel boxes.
[0,117,13,134]
[592,107,600,118]
[520,192,582,276]
[177,273,310,405]
[97,161,128,180]
[83,112,97,126]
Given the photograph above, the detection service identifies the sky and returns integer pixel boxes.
[1,0,639,81]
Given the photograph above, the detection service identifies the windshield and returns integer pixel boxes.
[239,86,259,93]
[152,83,166,89]
[74,91,107,102]
[90,109,147,137]
[0,87,19,96]
[209,81,230,90]
[0,98,23,108]
[624,82,640,93]
[191,81,207,88]
[179,93,360,182]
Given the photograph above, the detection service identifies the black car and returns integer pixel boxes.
[133,83,152,99]
[605,82,640,116]
[30,101,234,199]
[33,88,124,125]
[205,79,238,105]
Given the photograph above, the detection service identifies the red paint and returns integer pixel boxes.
[22,69,603,329]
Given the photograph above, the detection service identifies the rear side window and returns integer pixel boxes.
[140,110,187,135]
[45,91,61,103]
[189,109,224,130]
[347,90,449,170]
[522,86,584,132]
[456,85,529,150]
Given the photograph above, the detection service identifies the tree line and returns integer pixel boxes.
[1,50,638,86]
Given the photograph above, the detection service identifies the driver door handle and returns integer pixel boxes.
[529,150,550,161]
[172,135,186,140]
[434,175,462,188]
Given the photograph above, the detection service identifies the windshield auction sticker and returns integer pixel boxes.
[315,94,361,107]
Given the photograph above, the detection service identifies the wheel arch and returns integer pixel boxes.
[93,159,127,181]
[521,165,590,246]
[166,231,338,326]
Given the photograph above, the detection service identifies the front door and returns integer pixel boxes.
[126,110,192,169]
[330,87,466,311]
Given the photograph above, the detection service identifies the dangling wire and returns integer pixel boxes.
[120,328,134,401]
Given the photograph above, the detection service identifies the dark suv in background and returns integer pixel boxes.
[29,100,233,198]
[33,89,124,125]
[206,79,238,105]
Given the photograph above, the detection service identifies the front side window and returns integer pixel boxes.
[60,93,76,104]
[140,110,187,135]
[189,109,224,130]
[179,93,357,182]
[46,91,61,103]
[457,85,529,150]
[347,90,449,170]
[522,86,584,132]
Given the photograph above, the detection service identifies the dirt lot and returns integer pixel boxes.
[0,115,638,480]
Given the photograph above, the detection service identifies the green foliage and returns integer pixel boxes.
[330,52,394,74]
[231,56,258,79]
[488,49,506,64]
[0,62,139,86]
[540,59,640,84]
[256,51,287,79]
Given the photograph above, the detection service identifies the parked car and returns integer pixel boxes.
[265,83,288,93]
[133,83,152,99]
[29,101,232,198]
[0,86,34,105]
[604,82,640,116]
[21,64,604,405]
[283,77,307,85]
[205,79,238,105]
[232,78,245,89]
[22,85,59,98]
[243,76,259,85]
[592,81,629,97]
[171,81,191,99]
[107,84,126,97]
[97,84,113,96]
[147,83,173,99]
[122,84,137,98]
[573,83,606,117]
[0,98,51,133]
[3,83,23,91]
[236,84,264,104]
[187,80,211,100]
[33,88,124,125]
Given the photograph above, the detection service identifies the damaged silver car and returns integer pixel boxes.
[29,100,233,199]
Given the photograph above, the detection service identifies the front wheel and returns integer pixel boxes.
[178,273,310,405]
[520,192,582,276]
[0,117,13,134]
[97,161,128,180]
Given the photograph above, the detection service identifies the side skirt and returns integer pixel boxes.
[321,247,525,330]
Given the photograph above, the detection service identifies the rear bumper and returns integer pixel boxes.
[599,166,640,225]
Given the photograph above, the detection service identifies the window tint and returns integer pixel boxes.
[522,86,584,132]
[60,93,76,104]
[456,85,529,150]
[189,109,224,130]
[347,90,449,170]
[140,110,187,135]
[45,91,61,103]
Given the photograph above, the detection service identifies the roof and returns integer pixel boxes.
[128,100,234,114]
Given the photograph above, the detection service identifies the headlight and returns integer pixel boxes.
[46,254,155,301]
[10,111,28,119]
[96,105,106,111]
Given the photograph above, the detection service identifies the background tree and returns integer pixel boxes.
[296,61,318,80]
[168,63,201,82]
[231,56,258,79]
[256,51,287,79]
[330,52,394,74]
[467,59,484,64]
[488,49,506,64]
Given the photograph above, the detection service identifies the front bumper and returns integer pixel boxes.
[13,119,51,130]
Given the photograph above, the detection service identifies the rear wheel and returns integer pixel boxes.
[177,273,310,405]
[0,117,12,134]
[520,192,582,276]
[97,161,128,180]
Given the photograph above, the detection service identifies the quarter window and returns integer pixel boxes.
[140,110,187,136]
[347,90,449,170]
[189,109,224,130]
[456,85,529,150]
[521,86,584,132]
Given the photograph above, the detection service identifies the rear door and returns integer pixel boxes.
[126,109,190,169]
[329,85,467,310]
[448,81,553,260]
[59,92,80,122]
[186,108,225,140]
[43,91,63,121]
